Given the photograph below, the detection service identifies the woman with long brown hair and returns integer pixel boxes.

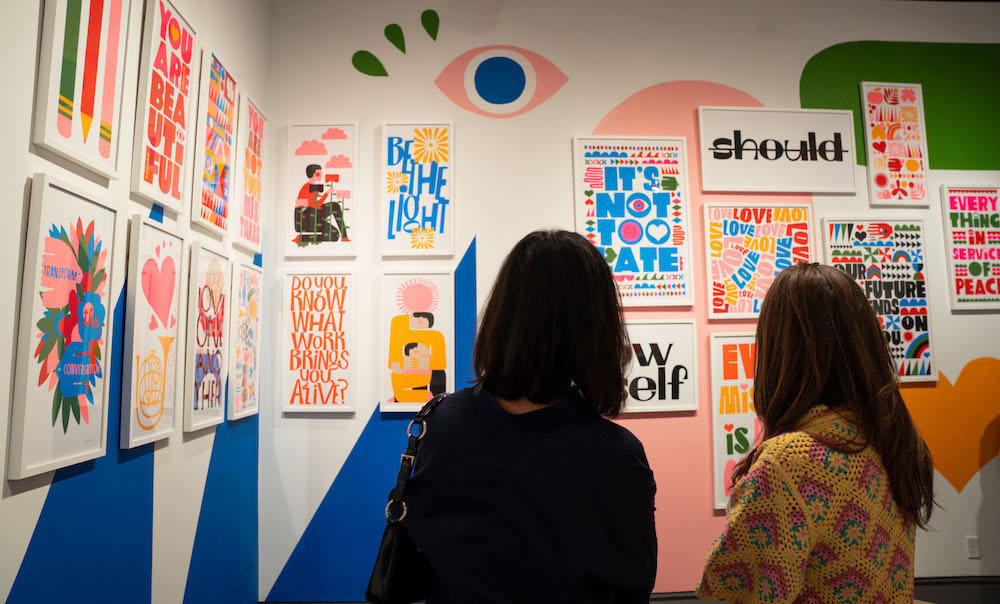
[696,262,934,603]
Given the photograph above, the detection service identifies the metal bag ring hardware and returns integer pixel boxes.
[385,500,407,523]
[407,419,427,439]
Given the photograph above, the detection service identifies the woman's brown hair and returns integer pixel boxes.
[731,262,935,528]
[473,230,630,417]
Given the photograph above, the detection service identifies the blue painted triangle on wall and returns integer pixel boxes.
[266,238,476,601]
[8,288,155,603]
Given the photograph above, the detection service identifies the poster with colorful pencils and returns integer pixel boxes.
[33,0,130,179]
[191,50,238,237]
[131,0,199,214]
[234,96,265,254]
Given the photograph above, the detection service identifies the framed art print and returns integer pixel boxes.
[573,136,694,307]
[623,320,697,413]
[380,123,455,257]
[229,261,262,419]
[131,0,199,213]
[183,240,229,431]
[34,0,131,179]
[121,215,185,448]
[283,124,358,258]
[381,271,455,412]
[940,185,1000,311]
[281,271,356,412]
[191,49,238,237]
[9,173,122,479]
[860,82,931,208]
[709,332,759,510]
[234,95,265,254]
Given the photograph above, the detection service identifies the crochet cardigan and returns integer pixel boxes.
[696,405,916,603]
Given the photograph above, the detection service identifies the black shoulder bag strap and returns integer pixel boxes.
[366,392,449,604]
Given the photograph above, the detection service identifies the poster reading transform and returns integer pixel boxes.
[623,321,697,413]
[230,263,261,419]
[284,125,357,257]
[381,123,454,257]
[192,52,237,236]
[235,97,264,253]
[824,219,937,382]
[710,332,759,510]
[132,0,197,213]
[282,272,355,412]
[941,185,1000,310]
[704,204,813,318]
[574,137,693,307]
[860,82,930,208]
[183,243,228,430]
[382,272,455,412]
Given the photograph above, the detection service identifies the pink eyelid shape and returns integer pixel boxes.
[435,45,568,119]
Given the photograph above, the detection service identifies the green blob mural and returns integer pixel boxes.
[800,41,1000,170]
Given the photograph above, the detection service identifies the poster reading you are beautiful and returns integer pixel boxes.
[710,332,760,510]
[573,137,693,307]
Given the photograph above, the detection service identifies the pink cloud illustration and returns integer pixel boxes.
[294,139,327,155]
[337,190,351,200]
[321,127,348,140]
[325,154,353,169]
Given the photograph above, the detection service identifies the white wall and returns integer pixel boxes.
[0,0,271,601]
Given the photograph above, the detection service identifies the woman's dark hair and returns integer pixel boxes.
[731,262,935,528]
[473,230,630,417]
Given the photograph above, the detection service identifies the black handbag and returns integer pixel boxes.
[366,393,449,604]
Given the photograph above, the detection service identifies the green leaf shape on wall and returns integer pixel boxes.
[421,10,439,40]
[384,24,405,53]
[351,50,388,77]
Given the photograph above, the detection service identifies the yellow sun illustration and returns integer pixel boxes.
[386,171,410,194]
[410,227,436,250]
[412,127,449,165]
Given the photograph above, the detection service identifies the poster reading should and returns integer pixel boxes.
[623,321,697,412]
[704,204,813,318]
[574,137,693,307]
[824,219,937,382]
[710,332,760,510]
[941,185,1000,311]
[860,82,930,208]
[282,273,354,412]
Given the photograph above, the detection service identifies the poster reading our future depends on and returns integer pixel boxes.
[282,272,355,412]
[860,82,931,208]
[823,219,937,382]
[574,137,693,307]
[704,204,813,318]
[941,185,1000,311]
[381,123,454,257]
[710,332,760,510]
[623,321,697,413]
[132,0,197,213]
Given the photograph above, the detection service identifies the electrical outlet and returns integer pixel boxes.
[966,536,981,559]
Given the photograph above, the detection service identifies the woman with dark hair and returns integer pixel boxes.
[404,230,657,603]
[696,262,935,604]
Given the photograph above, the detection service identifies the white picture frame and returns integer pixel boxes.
[232,95,265,254]
[228,261,262,419]
[697,106,856,193]
[281,270,357,413]
[121,215,186,448]
[573,135,695,307]
[9,173,123,479]
[380,122,455,258]
[709,332,758,510]
[33,0,132,180]
[623,320,698,413]
[130,0,199,213]
[182,240,230,431]
[859,82,932,208]
[939,185,1000,312]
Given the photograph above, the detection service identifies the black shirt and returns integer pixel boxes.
[405,386,657,603]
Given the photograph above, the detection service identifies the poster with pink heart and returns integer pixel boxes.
[710,332,762,509]
[121,216,184,449]
[860,82,930,208]
[572,136,694,307]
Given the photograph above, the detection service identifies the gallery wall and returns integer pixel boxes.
[0,0,271,602]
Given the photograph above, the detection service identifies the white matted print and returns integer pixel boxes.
[229,262,262,419]
[234,96,265,254]
[121,216,185,448]
[381,271,455,412]
[381,123,454,257]
[183,241,229,431]
[9,173,122,479]
[940,185,1000,311]
[697,106,855,193]
[131,0,198,213]
[623,320,697,413]
[860,82,931,208]
[33,0,131,179]
[573,136,694,307]
[283,125,357,257]
[191,50,238,236]
[710,332,760,510]
[281,272,356,412]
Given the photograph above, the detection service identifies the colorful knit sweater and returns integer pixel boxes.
[696,405,916,603]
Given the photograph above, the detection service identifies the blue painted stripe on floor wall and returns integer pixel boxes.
[266,239,477,601]
[8,287,155,603]
[183,390,260,604]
